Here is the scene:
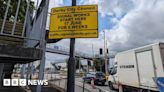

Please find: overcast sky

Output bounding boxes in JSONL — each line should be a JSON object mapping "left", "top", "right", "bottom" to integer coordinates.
{"left": 33, "top": 0, "right": 164, "bottom": 67}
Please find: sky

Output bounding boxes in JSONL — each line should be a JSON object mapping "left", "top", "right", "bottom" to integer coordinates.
{"left": 34, "top": 0, "right": 164, "bottom": 67}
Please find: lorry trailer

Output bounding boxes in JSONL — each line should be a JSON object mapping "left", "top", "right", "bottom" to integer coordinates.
{"left": 108, "top": 43, "right": 164, "bottom": 92}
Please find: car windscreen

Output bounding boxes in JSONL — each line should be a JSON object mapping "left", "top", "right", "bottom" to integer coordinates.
{"left": 86, "top": 73, "right": 95, "bottom": 77}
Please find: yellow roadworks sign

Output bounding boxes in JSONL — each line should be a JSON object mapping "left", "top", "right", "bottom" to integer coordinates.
{"left": 49, "top": 5, "right": 98, "bottom": 39}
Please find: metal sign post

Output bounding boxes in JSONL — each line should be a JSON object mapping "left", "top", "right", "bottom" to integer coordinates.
{"left": 67, "top": 1, "right": 76, "bottom": 92}
{"left": 67, "top": 38, "right": 76, "bottom": 92}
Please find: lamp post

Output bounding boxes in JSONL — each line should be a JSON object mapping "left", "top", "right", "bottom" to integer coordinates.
{"left": 104, "top": 31, "right": 108, "bottom": 75}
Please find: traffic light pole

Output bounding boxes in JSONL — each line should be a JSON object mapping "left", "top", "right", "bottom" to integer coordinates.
{"left": 67, "top": 0, "right": 76, "bottom": 92}
{"left": 104, "top": 31, "right": 108, "bottom": 75}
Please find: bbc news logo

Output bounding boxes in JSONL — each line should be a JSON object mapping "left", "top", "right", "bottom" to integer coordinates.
{"left": 3, "top": 79, "right": 48, "bottom": 86}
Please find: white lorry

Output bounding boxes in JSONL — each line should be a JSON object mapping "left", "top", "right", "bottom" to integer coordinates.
{"left": 108, "top": 43, "right": 164, "bottom": 92}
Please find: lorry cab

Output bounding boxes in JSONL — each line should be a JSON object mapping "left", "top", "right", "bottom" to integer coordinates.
{"left": 108, "top": 62, "right": 119, "bottom": 90}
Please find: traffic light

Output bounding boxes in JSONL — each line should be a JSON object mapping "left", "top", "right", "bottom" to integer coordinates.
{"left": 107, "top": 48, "right": 109, "bottom": 54}
{"left": 99, "top": 48, "right": 103, "bottom": 55}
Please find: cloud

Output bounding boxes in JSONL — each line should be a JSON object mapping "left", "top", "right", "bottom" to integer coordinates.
{"left": 46, "top": 0, "right": 164, "bottom": 63}
{"left": 107, "top": 0, "right": 164, "bottom": 52}
{"left": 49, "top": 0, "right": 64, "bottom": 9}
{"left": 79, "top": 0, "right": 134, "bottom": 17}
{"left": 46, "top": 0, "right": 134, "bottom": 55}
{"left": 54, "top": 0, "right": 164, "bottom": 54}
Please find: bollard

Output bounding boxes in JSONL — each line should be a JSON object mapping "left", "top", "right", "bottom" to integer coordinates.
{"left": 83, "top": 79, "right": 85, "bottom": 92}
{"left": 47, "top": 73, "right": 48, "bottom": 79}
{"left": 51, "top": 72, "right": 52, "bottom": 80}
{"left": 65, "top": 79, "right": 67, "bottom": 90}
{"left": 54, "top": 79, "right": 56, "bottom": 85}
{"left": 59, "top": 80, "right": 61, "bottom": 87}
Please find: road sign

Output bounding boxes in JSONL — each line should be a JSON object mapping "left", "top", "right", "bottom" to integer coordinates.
{"left": 49, "top": 5, "right": 98, "bottom": 39}
{"left": 155, "top": 77, "right": 164, "bottom": 92}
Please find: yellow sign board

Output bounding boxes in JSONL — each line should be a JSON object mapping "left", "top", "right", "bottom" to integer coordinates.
{"left": 49, "top": 5, "right": 98, "bottom": 39}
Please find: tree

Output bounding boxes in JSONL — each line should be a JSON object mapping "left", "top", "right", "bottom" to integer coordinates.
{"left": 75, "top": 57, "right": 80, "bottom": 69}
{"left": 65, "top": 57, "right": 80, "bottom": 70}
{"left": 93, "top": 55, "right": 105, "bottom": 73}
{"left": 0, "top": 0, "right": 34, "bottom": 23}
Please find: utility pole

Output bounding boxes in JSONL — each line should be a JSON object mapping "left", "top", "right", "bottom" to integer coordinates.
{"left": 66, "top": 0, "right": 76, "bottom": 92}
{"left": 92, "top": 44, "right": 96, "bottom": 71}
{"left": 99, "top": 48, "right": 103, "bottom": 72}
{"left": 104, "top": 31, "right": 108, "bottom": 75}
{"left": 100, "top": 59, "right": 102, "bottom": 72}
{"left": 92, "top": 43, "right": 94, "bottom": 58}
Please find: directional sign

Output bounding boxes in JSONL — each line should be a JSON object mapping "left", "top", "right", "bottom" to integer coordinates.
{"left": 155, "top": 77, "right": 164, "bottom": 92}
{"left": 49, "top": 5, "right": 98, "bottom": 39}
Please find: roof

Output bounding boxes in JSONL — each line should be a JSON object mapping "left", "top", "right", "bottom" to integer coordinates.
{"left": 117, "top": 42, "right": 164, "bottom": 55}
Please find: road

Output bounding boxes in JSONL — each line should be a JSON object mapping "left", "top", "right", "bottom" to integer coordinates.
{"left": 47, "top": 74, "right": 117, "bottom": 92}
{"left": 75, "top": 78, "right": 117, "bottom": 92}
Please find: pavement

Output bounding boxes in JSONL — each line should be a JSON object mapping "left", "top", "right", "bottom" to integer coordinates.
{"left": 0, "top": 86, "right": 26, "bottom": 92}
{"left": 28, "top": 85, "right": 62, "bottom": 92}
{"left": 0, "top": 82, "right": 25, "bottom": 92}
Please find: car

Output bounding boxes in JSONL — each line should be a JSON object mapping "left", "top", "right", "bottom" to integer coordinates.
{"left": 83, "top": 72, "right": 106, "bottom": 85}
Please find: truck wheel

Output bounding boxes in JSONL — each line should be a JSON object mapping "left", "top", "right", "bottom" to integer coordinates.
{"left": 108, "top": 81, "right": 114, "bottom": 90}
{"left": 122, "top": 86, "right": 129, "bottom": 92}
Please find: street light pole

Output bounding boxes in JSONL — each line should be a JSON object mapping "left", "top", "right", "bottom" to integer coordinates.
{"left": 104, "top": 31, "right": 108, "bottom": 75}
{"left": 66, "top": 0, "right": 76, "bottom": 92}
{"left": 92, "top": 43, "right": 94, "bottom": 58}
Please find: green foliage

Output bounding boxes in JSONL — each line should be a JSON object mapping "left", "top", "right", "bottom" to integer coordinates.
{"left": 0, "top": 0, "right": 34, "bottom": 23}
{"left": 75, "top": 57, "right": 81, "bottom": 69}
{"left": 93, "top": 55, "right": 105, "bottom": 73}
{"left": 64, "top": 57, "right": 80, "bottom": 69}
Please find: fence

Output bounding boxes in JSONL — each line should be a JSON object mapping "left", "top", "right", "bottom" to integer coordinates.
{"left": 0, "top": 0, "right": 46, "bottom": 47}
{"left": 8, "top": 65, "right": 110, "bottom": 92}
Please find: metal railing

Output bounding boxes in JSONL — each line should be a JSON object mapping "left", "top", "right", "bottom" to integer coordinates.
{"left": 47, "top": 44, "right": 93, "bottom": 59}
{"left": 1, "top": 0, "right": 27, "bottom": 37}
{"left": 9, "top": 64, "right": 110, "bottom": 92}
{"left": 0, "top": 0, "right": 42, "bottom": 47}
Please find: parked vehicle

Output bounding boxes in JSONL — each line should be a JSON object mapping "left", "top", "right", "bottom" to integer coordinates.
{"left": 108, "top": 43, "right": 164, "bottom": 92}
{"left": 83, "top": 72, "right": 106, "bottom": 85}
